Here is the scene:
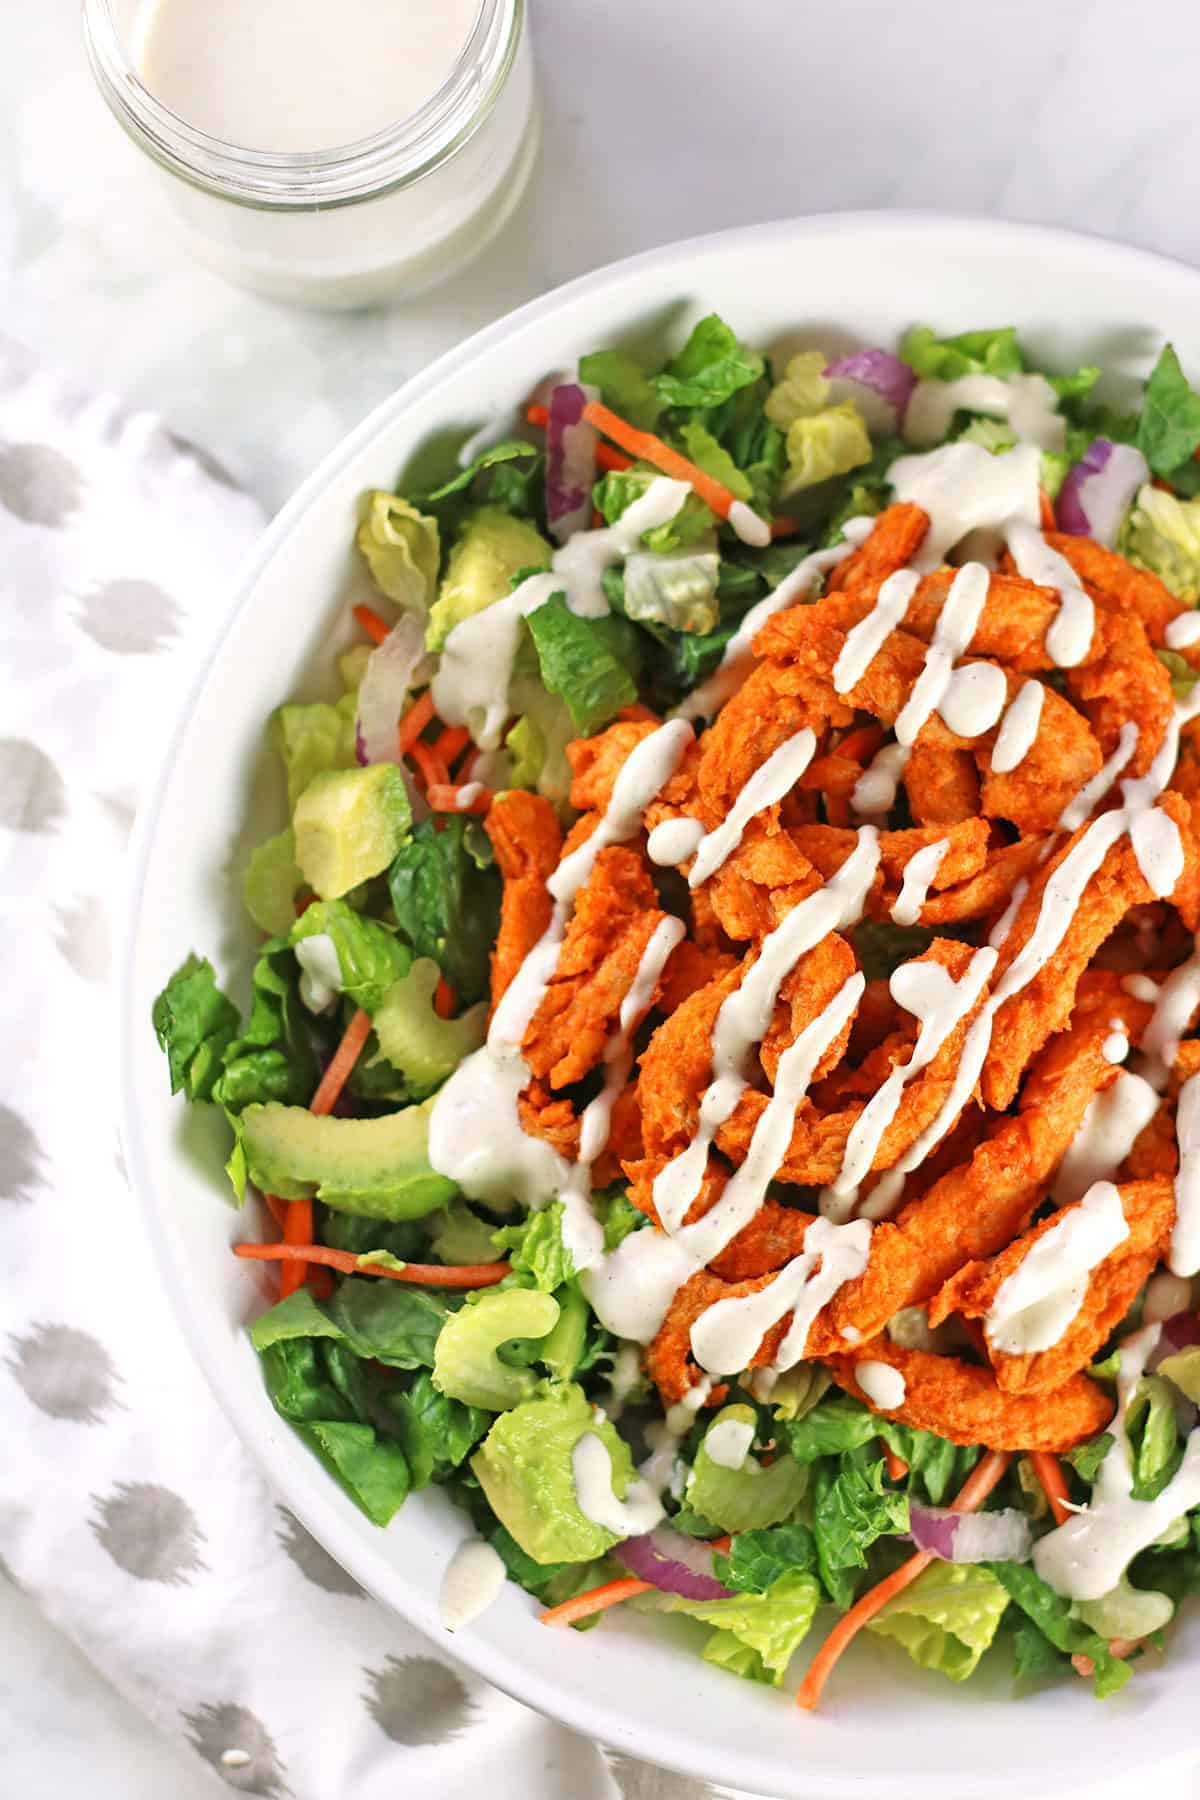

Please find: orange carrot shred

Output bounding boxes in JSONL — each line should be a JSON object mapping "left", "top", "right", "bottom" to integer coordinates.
{"left": 583, "top": 400, "right": 748, "bottom": 523}
{"left": 352, "top": 603, "right": 391, "bottom": 646}
{"left": 434, "top": 725, "right": 471, "bottom": 767}
{"left": 410, "top": 740, "right": 451, "bottom": 791}
{"left": 397, "top": 690, "right": 437, "bottom": 756}
{"left": 540, "top": 1576, "right": 652, "bottom": 1628}
{"left": 795, "top": 1450, "right": 1011, "bottom": 1711}
{"left": 525, "top": 403, "right": 549, "bottom": 427}
{"left": 310, "top": 1008, "right": 372, "bottom": 1117}
{"left": 279, "top": 1199, "right": 313, "bottom": 1298}
{"left": 1029, "top": 1449, "right": 1074, "bottom": 1527}
{"left": 434, "top": 976, "right": 459, "bottom": 1019}
{"left": 770, "top": 516, "right": 800, "bottom": 539}
{"left": 425, "top": 783, "right": 493, "bottom": 814}
{"left": 882, "top": 1442, "right": 909, "bottom": 1483}
{"left": 526, "top": 401, "right": 632, "bottom": 472}
{"left": 263, "top": 1193, "right": 288, "bottom": 1231}
{"left": 234, "top": 1242, "right": 511, "bottom": 1287}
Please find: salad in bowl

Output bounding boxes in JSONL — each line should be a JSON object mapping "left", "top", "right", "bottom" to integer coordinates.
{"left": 151, "top": 307, "right": 1200, "bottom": 1711}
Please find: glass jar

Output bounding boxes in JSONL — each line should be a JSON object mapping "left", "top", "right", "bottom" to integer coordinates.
{"left": 82, "top": 0, "right": 537, "bottom": 309}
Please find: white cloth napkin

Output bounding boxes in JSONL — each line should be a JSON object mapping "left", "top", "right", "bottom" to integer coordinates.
{"left": 0, "top": 337, "right": 744, "bottom": 1800}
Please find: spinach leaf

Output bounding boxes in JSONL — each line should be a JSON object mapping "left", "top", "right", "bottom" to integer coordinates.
{"left": 387, "top": 815, "right": 501, "bottom": 1005}
{"left": 152, "top": 955, "right": 240, "bottom": 1102}
{"left": 380, "top": 1371, "right": 491, "bottom": 1489}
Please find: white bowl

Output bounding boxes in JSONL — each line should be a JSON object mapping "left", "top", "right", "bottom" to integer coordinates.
{"left": 123, "top": 214, "right": 1200, "bottom": 1800}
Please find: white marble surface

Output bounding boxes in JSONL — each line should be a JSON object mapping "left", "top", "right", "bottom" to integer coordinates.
{"left": 5, "top": 0, "right": 1200, "bottom": 1794}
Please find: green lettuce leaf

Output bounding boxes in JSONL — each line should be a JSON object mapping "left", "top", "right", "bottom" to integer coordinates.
{"left": 1125, "top": 1373, "right": 1184, "bottom": 1499}
{"left": 270, "top": 695, "right": 357, "bottom": 810}
{"left": 380, "top": 1370, "right": 491, "bottom": 1489}
{"left": 1137, "top": 344, "right": 1200, "bottom": 477}
{"left": 593, "top": 468, "right": 715, "bottom": 552}
{"left": 525, "top": 591, "right": 641, "bottom": 734}
{"left": 813, "top": 1459, "right": 909, "bottom": 1608}
{"left": 415, "top": 440, "right": 540, "bottom": 509}
{"left": 291, "top": 898, "right": 411, "bottom": 1015}
{"left": 578, "top": 349, "right": 662, "bottom": 431}
{"left": 493, "top": 1203, "right": 575, "bottom": 1291}
{"left": 678, "top": 422, "right": 753, "bottom": 501}
{"left": 713, "top": 1523, "right": 818, "bottom": 1595}
{"left": 296, "top": 1421, "right": 411, "bottom": 1527}
{"left": 989, "top": 1562, "right": 1131, "bottom": 1698}
{"left": 356, "top": 492, "right": 440, "bottom": 615}
{"left": 899, "top": 325, "right": 1024, "bottom": 380}
{"left": 1123, "top": 485, "right": 1200, "bottom": 602}
{"left": 324, "top": 1276, "right": 455, "bottom": 1370}
{"left": 242, "top": 827, "right": 304, "bottom": 936}
{"left": 636, "top": 1569, "right": 821, "bottom": 1686}
{"left": 595, "top": 1188, "right": 647, "bottom": 1251}
{"left": 654, "top": 314, "right": 765, "bottom": 412}
{"left": 152, "top": 955, "right": 240, "bottom": 1102}
{"left": 867, "top": 1562, "right": 1010, "bottom": 1682}
{"left": 387, "top": 815, "right": 501, "bottom": 1006}
{"left": 781, "top": 405, "right": 872, "bottom": 497}
{"left": 210, "top": 937, "right": 315, "bottom": 1113}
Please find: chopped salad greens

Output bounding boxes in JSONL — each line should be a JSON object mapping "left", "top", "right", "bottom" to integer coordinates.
{"left": 154, "top": 314, "right": 1200, "bottom": 1709}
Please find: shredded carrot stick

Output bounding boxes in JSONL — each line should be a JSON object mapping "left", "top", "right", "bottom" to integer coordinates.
{"left": 434, "top": 725, "right": 472, "bottom": 767}
{"left": 837, "top": 724, "right": 887, "bottom": 764}
{"left": 770, "top": 516, "right": 800, "bottom": 539}
{"left": 457, "top": 746, "right": 481, "bottom": 784}
{"left": 263, "top": 1193, "right": 288, "bottom": 1231}
{"left": 1029, "top": 1449, "right": 1073, "bottom": 1527}
{"left": 426, "top": 782, "right": 493, "bottom": 814}
{"left": 279, "top": 1199, "right": 313, "bottom": 1298}
{"left": 352, "top": 603, "right": 391, "bottom": 646}
{"left": 409, "top": 740, "right": 452, "bottom": 791}
{"left": 397, "top": 690, "right": 437, "bottom": 756}
{"left": 234, "top": 1242, "right": 512, "bottom": 1287}
{"left": 540, "top": 1576, "right": 652, "bottom": 1628}
{"left": 795, "top": 1449, "right": 1011, "bottom": 1711}
{"left": 310, "top": 1007, "right": 372, "bottom": 1117}
{"left": 825, "top": 795, "right": 852, "bottom": 828}
{"left": 882, "top": 1443, "right": 910, "bottom": 1483}
{"left": 709, "top": 1535, "right": 732, "bottom": 1554}
{"left": 434, "top": 976, "right": 459, "bottom": 1019}
{"left": 582, "top": 400, "right": 748, "bottom": 523}
{"left": 525, "top": 402, "right": 633, "bottom": 472}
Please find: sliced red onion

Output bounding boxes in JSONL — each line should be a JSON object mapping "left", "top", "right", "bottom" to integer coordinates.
{"left": 824, "top": 350, "right": 917, "bottom": 435}
{"left": 546, "top": 381, "right": 600, "bottom": 543}
{"left": 1159, "top": 1310, "right": 1200, "bottom": 1353}
{"left": 355, "top": 613, "right": 430, "bottom": 766}
{"left": 908, "top": 1502, "right": 1033, "bottom": 1564}
{"left": 1055, "top": 440, "right": 1149, "bottom": 547}
{"left": 615, "top": 1525, "right": 734, "bottom": 1601}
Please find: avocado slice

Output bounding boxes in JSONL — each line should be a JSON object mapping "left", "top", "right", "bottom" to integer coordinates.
{"left": 425, "top": 506, "right": 552, "bottom": 651}
{"left": 293, "top": 763, "right": 411, "bottom": 901}
{"left": 239, "top": 1098, "right": 454, "bottom": 1218}
{"left": 470, "top": 1381, "right": 634, "bottom": 1564}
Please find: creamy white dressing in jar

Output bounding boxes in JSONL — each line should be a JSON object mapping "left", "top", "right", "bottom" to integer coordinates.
{"left": 85, "top": 0, "right": 537, "bottom": 306}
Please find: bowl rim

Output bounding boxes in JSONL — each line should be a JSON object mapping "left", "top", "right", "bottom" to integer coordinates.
{"left": 120, "top": 209, "right": 1200, "bottom": 1798}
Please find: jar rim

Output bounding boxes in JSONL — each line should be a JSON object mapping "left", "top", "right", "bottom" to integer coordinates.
{"left": 82, "top": 0, "right": 523, "bottom": 211}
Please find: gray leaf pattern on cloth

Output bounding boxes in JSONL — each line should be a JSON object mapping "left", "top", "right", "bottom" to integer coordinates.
{"left": 0, "top": 1104, "right": 46, "bottom": 1203}
{"left": 91, "top": 1481, "right": 207, "bottom": 1583}
{"left": 274, "top": 1508, "right": 364, "bottom": 1597}
{"left": 76, "top": 576, "right": 181, "bottom": 655}
{"left": 0, "top": 739, "right": 67, "bottom": 834}
{"left": 54, "top": 897, "right": 111, "bottom": 982}
{"left": 184, "top": 1703, "right": 290, "bottom": 1796}
{"left": 0, "top": 1549, "right": 17, "bottom": 1587}
{"left": 0, "top": 441, "right": 83, "bottom": 526}
{"left": 8, "top": 1323, "right": 121, "bottom": 1421}
{"left": 164, "top": 431, "right": 240, "bottom": 491}
{"left": 362, "top": 1654, "right": 475, "bottom": 1745}
{"left": 96, "top": 785, "right": 139, "bottom": 839}
{"left": 607, "top": 1753, "right": 721, "bottom": 1800}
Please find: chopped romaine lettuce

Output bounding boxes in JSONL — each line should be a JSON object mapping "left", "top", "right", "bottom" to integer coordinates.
{"left": 415, "top": 440, "right": 540, "bottom": 510}
{"left": 989, "top": 1562, "right": 1132, "bottom": 1698}
{"left": 621, "top": 546, "right": 721, "bottom": 636}
{"left": 291, "top": 898, "right": 410, "bottom": 1015}
{"left": 270, "top": 693, "right": 358, "bottom": 810}
{"left": 525, "top": 591, "right": 641, "bottom": 734}
{"left": 636, "top": 1569, "right": 821, "bottom": 1686}
{"left": 867, "top": 1562, "right": 1010, "bottom": 1682}
{"left": 1123, "top": 485, "right": 1200, "bottom": 602}
{"left": 813, "top": 1458, "right": 909, "bottom": 1608}
{"left": 577, "top": 348, "right": 662, "bottom": 432}
{"left": 765, "top": 352, "right": 831, "bottom": 429}
{"left": 210, "top": 937, "right": 315, "bottom": 1113}
{"left": 899, "top": 325, "right": 1024, "bottom": 380}
{"left": 386, "top": 815, "right": 501, "bottom": 1006}
{"left": 1136, "top": 344, "right": 1200, "bottom": 478}
{"left": 780, "top": 404, "right": 872, "bottom": 496}
{"left": 653, "top": 313, "right": 764, "bottom": 412}
{"left": 677, "top": 422, "right": 753, "bottom": 501}
{"left": 713, "top": 1523, "right": 818, "bottom": 1595}
{"left": 492, "top": 1202, "right": 575, "bottom": 1291}
{"left": 356, "top": 492, "right": 441, "bottom": 615}
{"left": 151, "top": 955, "right": 240, "bottom": 1103}
{"left": 380, "top": 1371, "right": 491, "bottom": 1490}
{"left": 242, "top": 827, "right": 304, "bottom": 938}
{"left": 593, "top": 467, "right": 715, "bottom": 551}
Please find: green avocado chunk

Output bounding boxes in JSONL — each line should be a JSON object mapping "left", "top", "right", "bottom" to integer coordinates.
{"left": 293, "top": 763, "right": 411, "bottom": 900}
{"left": 471, "top": 1382, "right": 633, "bottom": 1564}
{"left": 238, "top": 1098, "right": 454, "bottom": 1218}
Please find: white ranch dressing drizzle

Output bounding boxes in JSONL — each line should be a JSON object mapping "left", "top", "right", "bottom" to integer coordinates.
{"left": 690, "top": 1213, "right": 873, "bottom": 1378}
{"left": 726, "top": 500, "right": 772, "bottom": 548}
{"left": 429, "top": 721, "right": 693, "bottom": 1211}
{"left": 821, "top": 948, "right": 996, "bottom": 1219}
{"left": 988, "top": 878, "right": 1028, "bottom": 950}
{"left": 1143, "top": 946, "right": 1200, "bottom": 1076}
{"left": 604, "top": 1342, "right": 645, "bottom": 1418}
{"left": 833, "top": 569, "right": 920, "bottom": 692}
{"left": 652, "top": 831, "right": 881, "bottom": 1237}
{"left": 433, "top": 478, "right": 690, "bottom": 746}
{"left": 938, "top": 661, "right": 1008, "bottom": 738}
{"left": 1170, "top": 1073, "right": 1200, "bottom": 1278}
{"left": 1034, "top": 1323, "right": 1200, "bottom": 1601}
{"left": 889, "top": 442, "right": 1041, "bottom": 570}
{"left": 558, "top": 915, "right": 685, "bottom": 1270}
{"left": 1057, "top": 721, "right": 1139, "bottom": 832}
{"left": 647, "top": 817, "right": 705, "bottom": 868}
{"left": 294, "top": 933, "right": 343, "bottom": 1013}
{"left": 1103, "top": 1029, "right": 1129, "bottom": 1064}
{"left": 991, "top": 679, "right": 1045, "bottom": 774}
{"left": 890, "top": 838, "right": 950, "bottom": 927}
{"left": 1144, "top": 1271, "right": 1194, "bottom": 1325}
{"left": 1004, "top": 519, "right": 1095, "bottom": 669}
{"left": 1051, "top": 1072, "right": 1159, "bottom": 1207}
{"left": 856, "top": 1360, "right": 907, "bottom": 1410}
{"left": 572, "top": 1431, "right": 665, "bottom": 1536}
{"left": 677, "top": 521, "right": 873, "bottom": 723}
{"left": 1166, "top": 613, "right": 1200, "bottom": 650}
{"left": 686, "top": 727, "right": 817, "bottom": 888}
{"left": 852, "top": 742, "right": 909, "bottom": 819}
{"left": 439, "top": 1540, "right": 507, "bottom": 1632}
{"left": 984, "top": 1180, "right": 1129, "bottom": 1355}
{"left": 903, "top": 373, "right": 1066, "bottom": 454}
{"left": 702, "top": 1416, "right": 756, "bottom": 1470}
{"left": 639, "top": 1378, "right": 713, "bottom": 1499}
